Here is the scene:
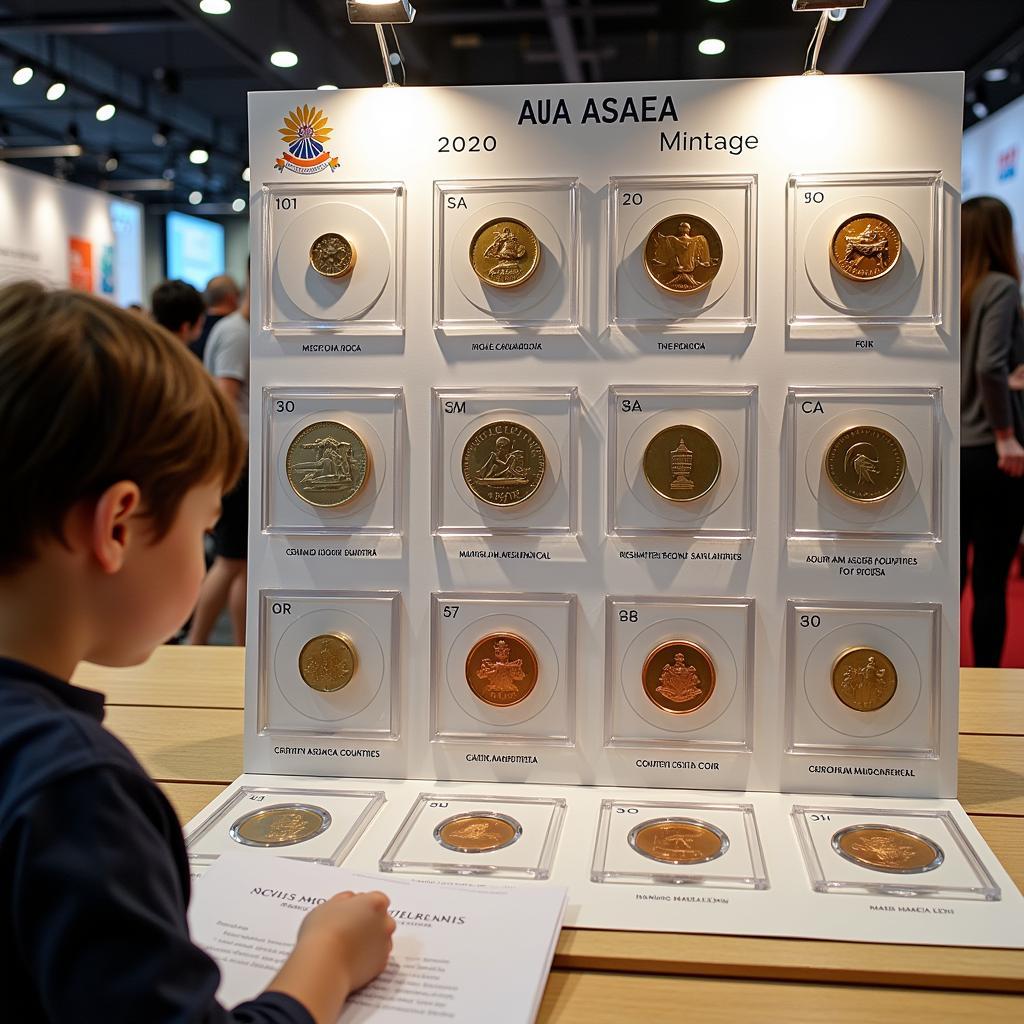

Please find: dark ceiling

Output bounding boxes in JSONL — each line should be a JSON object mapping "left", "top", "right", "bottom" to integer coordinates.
{"left": 1, "top": 1, "right": 1022, "bottom": 211}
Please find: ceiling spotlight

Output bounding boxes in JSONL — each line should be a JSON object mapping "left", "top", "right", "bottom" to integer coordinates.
{"left": 95, "top": 101, "right": 116, "bottom": 122}
{"left": 270, "top": 50, "right": 299, "bottom": 68}
{"left": 347, "top": 0, "right": 416, "bottom": 24}
{"left": 241, "top": 165, "right": 251, "bottom": 182}
{"left": 707, "top": 0, "right": 731, "bottom": 4}
{"left": 46, "top": 81, "right": 67, "bottom": 101}
{"left": 152, "top": 124, "right": 170, "bottom": 147}
{"left": 972, "top": 101, "right": 989, "bottom": 119}
{"left": 188, "top": 190, "right": 203, "bottom": 205}
{"left": 162, "top": 167, "right": 176, "bottom": 180}
{"left": 698, "top": 38, "right": 726, "bottom": 56}
{"left": 189, "top": 147, "right": 210, "bottom": 165}
{"left": 983, "top": 68, "right": 1009, "bottom": 83}
{"left": 12, "top": 66, "right": 34, "bottom": 86}
{"left": 199, "top": 0, "right": 232, "bottom": 12}
{"left": 103, "top": 152, "right": 119, "bottom": 173}
{"left": 317, "top": 83, "right": 339, "bottom": 90}
{"left": 232, "top": 197, "right": 247, "bottom": 213}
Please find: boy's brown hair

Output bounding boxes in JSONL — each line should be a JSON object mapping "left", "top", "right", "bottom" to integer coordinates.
{"left": 0, "top": 281, "right": 246, "bottom": 573}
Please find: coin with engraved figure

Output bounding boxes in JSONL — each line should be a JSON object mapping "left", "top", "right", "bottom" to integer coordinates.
{"left": 298, "top": 632, "right": 357, "bottom": 693}
{"left": 643, "top": 214, "right": 723, "bottom": 295}
{"left": 309, "top": 232, "right": 356, "bottom": 279}
{"left": 465, "top": 632, "right": 539, "bottom": 707}
{"left": 434, "top": 812, "right": 522, "bottom": 853}
{"left": 286, "top": 420, "right": 371, "bottom": 509}
{"left": 825, "top": 424, "right": 905, "bottom": 503}
{"left": 229, "top": 804, "right": 332, "bottom": 848}
{"left": 469, "top": 217, "right": 541, "bottom": 288}
{"left": 629, "top": 818, "right": 729, "bottom": 866}
{"left": 461, "top": 420, "right": 546, "bottom": 507}
{"left": 642, "top": 640, "right": 716, "bottom": 715}
{"left": 832, "top": 824, "right": 944, "bottom": 874}
{"left": 830, "top": 214, "right": 902, "bottom": 282}
{"left": 831, "top": 646, "right": 897, "bottom": 712}
{"left": 642, "top": 424, "right": 721, "bottom": 502}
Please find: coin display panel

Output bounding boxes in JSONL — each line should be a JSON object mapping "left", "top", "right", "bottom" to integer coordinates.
{"left": 465, "top": 632, "right": 540, "bottom": 707}
{"left": 298, "top": 632, "right": 358, "bottom": 693}
{"left": 229, "top": 804, "right": 332, "bottom": 848}
{"left": 286, "top": 420, "right": 372, "bottom": 509}
{"left": 831, "top": 646, "right": 898, "bottom": 713}
{"left": 825, "top": 424, "right": 906, "bottom": 503}
{"left": 831, "top": 824, "right": 944, "bottom": 874}
{"left": 641, "top": 640, "right": 717, "bottom": 715}
{"left": 434, "top": 812, "right": 523, "bottom": 853}
{"left": 642, "top": 424, "right": 722, "bottom": 502}
{"left": 628, "top": 817, "right": 729, "bottom": 865}
{"left": 469, "top": 217, "right": 541, "bottom": 289}
{"left": 309, "top": 231, "right": 357, "bottom": 279}
{"left": 829, "top": 213, "right": 902, "bottom": 282}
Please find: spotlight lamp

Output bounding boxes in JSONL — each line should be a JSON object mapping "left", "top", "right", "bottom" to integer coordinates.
{"left": 96, "top": 100, "right": 116, "bottom": 122}
{"left": 12, "top": 66, "right": 34, "bottom": 86}
{"left": 346, "top": 1, "right": 416, "bottom": 25}
{"left": 46, "top": 81, "right": 67, "bottom": 101}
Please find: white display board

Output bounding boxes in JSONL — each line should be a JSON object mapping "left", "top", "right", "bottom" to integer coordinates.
{"left": 190, "top": 73, "right": 1023, "bottom": 946}
{"left": 0, "top": 162, "right": 143, "bottom": 306}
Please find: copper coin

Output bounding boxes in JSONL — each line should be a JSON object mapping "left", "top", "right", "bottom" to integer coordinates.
{"left": 229, "top": 804, "right": 332, "bottom": 848}
{"left": 831, "top": 647, "right": 897, "bottom": 712}
{"left": 825, "top": 425, "right": 906, "bottom": 503}
{"left": 309, "top": 232, "right": 356, "bottom": 279}
{"left": 643, "top": 214, "right": 723, "bottom": 295}
{"left": 642, "top": 640, "right": 716, "bottom": 715}
{"left": 830, "top": 214, "right": 902, "bottom": 282}
{"left": 465, "top": 632, "right": 539, "bottom": 707}
{"left": 642, "top": 424, "right": 721, "bottom": 502}
{"left": 434, "top": 812, "right": 522, "bottom": 853}
{"left": 628, "top": 818, "right": 729, "bottom": 865}
{"left": 298, "top": 632, "right": 357, "bottom": 693}
{"left": 832, "top": 825, "right": 944, "bottom": 874}
{"left": 286, "top": 420, "right": 372, "bottom": 509}
{"left": 469, "top": 217, "right": 541, "bottom": 288}
{"left": 461, "top": 420, "right": 546, "bottom": 508}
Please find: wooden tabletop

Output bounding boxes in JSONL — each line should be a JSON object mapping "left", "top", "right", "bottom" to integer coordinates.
{"left": 74, "top": 647, "right": 1024, "bottom": 1019}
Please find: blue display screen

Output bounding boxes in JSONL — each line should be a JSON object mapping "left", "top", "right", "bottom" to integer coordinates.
{"left": 165, "top": 211, "right": 225, "bottom": 290}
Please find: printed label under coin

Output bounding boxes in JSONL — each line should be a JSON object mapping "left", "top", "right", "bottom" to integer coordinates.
{"left": 465, "top": 632, "right": 539, "bottom": 707}
{"left": 434, "top": 812, "right": 523, "bottom": 853}
{"left": 644, "top": 214, "right": 723, "bottom": 295}
{"left": 831, "top": 646, "right": 897, "bottom": 712}
{"left": 469, "top": 217, "right": 541, "bottom": 288}
{"left": 824, "top": 424, "right": 906, "bottom": 503}
{"left": 309, "top": 232, "right": 356, "bottom": 279}
{"left": 298, "top": 632, "right": 357, "bottom": 692}
{"left": 628, "top": 817, "right": 729, "bottom": 865}
{"left": 832, "top": 824, "right": 944, "bottom": 874}
{"left": 461, "top": 420, "right": 546, "bottom": 507}
{"left": 642, "top": 424, "right": 721, "bottom": 502}
{"left": 830, "top": 214, "right": 902, "bottom": 282}
{"left": 286, "top": 420, "right": 372, "bottom": 509}
{"left": 642, "top": 640, "right": 716, "bottom": 715}
{"left": 229, "top": 804, "right": 332, "bottom": 848}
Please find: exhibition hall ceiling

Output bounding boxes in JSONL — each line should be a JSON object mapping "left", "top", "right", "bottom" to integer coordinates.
{"left": 0, "top": 0, "right": 1021, "bottom": 210}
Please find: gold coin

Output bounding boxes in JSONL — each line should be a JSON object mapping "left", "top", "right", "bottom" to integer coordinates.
{"left": 434, "top": 812, "right": 522, "bottom": 853}
{"left": 298, "top": 633, "right": 357, "bottom": 693}
{"left": 643, "top": 424, "right": 721, "bottom": 502}
{"left": 830, "top": 214, "right": 902, "bottom": 282}
{"left": 642, "top": 640, "right": 716, "bottom": 715}
{"left": 629, "top": 818, "right": 729, "bottom": 865}
{"left": 465, "top": 632, "right": 539, "bottom": 707}
{"left": 309, "top": 232, "right": 356, "bottom": 279}
{"left": 461, "top": 420, "right": 546, "bottom": 507}
{"left": 825, "top": 425, "right": 906, "bottom": 503}
{"left": 832, "top": 825, "right": 944, "bottom": 874}
{"left": 469, "top": 217, "right": 541, "bottom": 288}
{"left": 229, "top": 804, "right": 332, "bottom": 848}
{"left": 286, "top": 420, "right": 371, "bottom": 509}
{"left": 831, "top": 646, "right": 897, "bottom": 712}
{"left": 644, "top": 214, "right": 723, "bottom": 295}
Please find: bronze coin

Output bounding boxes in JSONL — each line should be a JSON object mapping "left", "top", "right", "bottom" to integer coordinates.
{"left": 461, "top": 420, "right": 546, "bottom": 508}
{"left": 642, "top": 424, "right": 721, "bottom": 502}
{"left": 309, "top": 232, "right": 356, "bottom": 279}
{"left": 469, "top": 217, "right": 541, "bottom": 288}
{"left": 628, "top": 818, "right": 729, "bottom": 865}
{"left": 830, "top": 214, "right": 902, "bottom": 282}
{"left": 831, "top": 647, "right": 897, "bottom": 713}
{"left": 825, "top": 425, "right": 906, "bottom": 503}
{"left": 643, "top": 214, "right": 723, "bottom": 295}
{"left": 642, "top": 640, "right": 716, "bottom": 715}
{"left": 229, "top": 804, "right": 332, "bottom": 848}
{"left": 286, "top": 420, "right": 372, "bottom": 509}
{"left": 434, "top": 812, "right": 522, "bottom": 853}
{"left": 298, "top": 633, "right": 357, "bottom": 693}
{"left": 465, "top": 632, "right": 539, "bottom": 707}
{"left": 832, "top": 825, "right": 944, "bottom": 874}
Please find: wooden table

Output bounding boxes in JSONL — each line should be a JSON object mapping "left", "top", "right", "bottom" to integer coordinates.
{"left": 74, "top": 649, "right": 1024, "bottom": 1020}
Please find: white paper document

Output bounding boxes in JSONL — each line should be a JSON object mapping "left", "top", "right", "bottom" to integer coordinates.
{"left": 190, "top": 854, "right": 567, "bottom": 1023}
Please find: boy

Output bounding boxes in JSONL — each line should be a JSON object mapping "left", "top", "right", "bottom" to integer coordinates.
{"left": 0, "top": 282, "right": 395, "bottom": 1023}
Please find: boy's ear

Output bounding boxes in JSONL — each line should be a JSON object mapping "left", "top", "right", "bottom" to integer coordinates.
{"left": 91, "top": 481, "right": 143, "bottom": 574}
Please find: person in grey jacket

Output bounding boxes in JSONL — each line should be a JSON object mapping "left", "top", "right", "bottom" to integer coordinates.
{"left": 960, "top": 195, "right": 1024, "bottom": 666}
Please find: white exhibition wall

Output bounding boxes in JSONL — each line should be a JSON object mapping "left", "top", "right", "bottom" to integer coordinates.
{"left": 0, "top": 162, "right": 143, "bottom": 307}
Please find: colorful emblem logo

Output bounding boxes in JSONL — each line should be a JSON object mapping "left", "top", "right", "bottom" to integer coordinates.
{"left": 997, "top": 145, "right": 1018, "bottom": 183}
{"left": 275, "top": 105, "right": 339, "bottom": 174}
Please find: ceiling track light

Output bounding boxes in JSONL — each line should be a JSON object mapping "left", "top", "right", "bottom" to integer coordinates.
{"left": 12, "top": 65, "right": 34, "bottom": 86}
{"left": 46, "top": 80, "right": 67, "bottom": 101}
{"left": 199, "top": 0, "right": 232, "bottom": 13}
{"left": 347, "top": 1, "right": 414, "bottom": 87}
{"left": 189, "top": 146, "right": 210, "bottom": 165}
{"left": 794, "top": 0, "right": 870, "bottom": 75}
{"left": 95, "top": 100, "right": 116, "bottom": 122}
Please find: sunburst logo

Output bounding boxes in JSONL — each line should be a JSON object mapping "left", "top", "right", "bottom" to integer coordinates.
{"left": 275, "top": 104, "right": 339, "bottom": 174}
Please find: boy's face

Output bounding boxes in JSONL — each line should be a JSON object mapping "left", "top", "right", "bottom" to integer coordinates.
{"left": 86, "top": 480, "right": 224, "bottom": 666}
